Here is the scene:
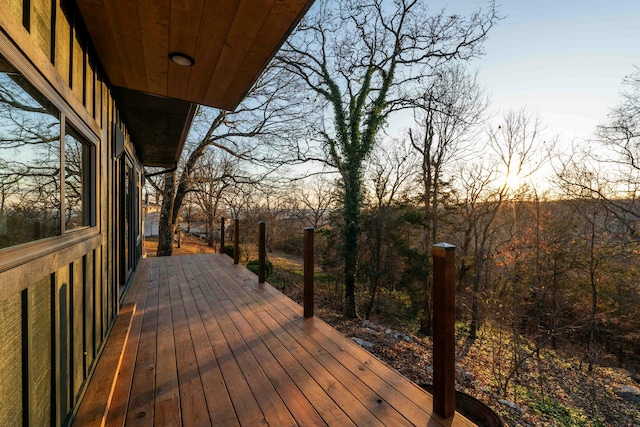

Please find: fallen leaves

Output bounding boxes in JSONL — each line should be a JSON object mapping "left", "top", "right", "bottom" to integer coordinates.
{"left": 324, "top": 317, "right": 640, "bottom": 427}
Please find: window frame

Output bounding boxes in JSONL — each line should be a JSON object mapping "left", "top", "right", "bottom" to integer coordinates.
{"left": 63, "top": 123, "right": 97, "bottom": 233}
{"left": 0, "top": 46, "right": 100, "bottom": 256}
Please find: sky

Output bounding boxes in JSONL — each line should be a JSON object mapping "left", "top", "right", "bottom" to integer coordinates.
{"left": 209, "top": 1, "right": 640, "bottom": 190}
{"left": 453, "top": 0, "right": 640, "bottom": 141}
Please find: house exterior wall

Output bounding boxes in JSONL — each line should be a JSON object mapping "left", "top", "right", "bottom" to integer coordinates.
{"left": 0, "top": 1, "right": 142, "bottom": 426}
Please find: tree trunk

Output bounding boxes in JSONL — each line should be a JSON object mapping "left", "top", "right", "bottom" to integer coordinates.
{"left": 469, "top": 265, "right": 482, "bottom": 340}
{"left": 157, "top": 170, "right": 177, "bottom": 256}
{"left": 418, "top": 126, "right": 435, "bottom": 336}
{"left": 343, "top": 167, "right": 361, "bottom": 318}
{"left": 420, "top": 281, "right": 433, "bottom": 335}
{"left": 207, "top": 211, "right": 215, "bottom": 247}
{"left": 469, "top": 292, "right": 479, "bottom": 340}
{"left": 365, "top": 216, "right": 383, "bottom": 320}
{"left": 587, "top": 213, "right": 598, "bottom": 372}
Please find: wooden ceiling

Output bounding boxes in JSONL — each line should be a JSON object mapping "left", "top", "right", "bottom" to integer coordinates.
{"left": 76, "top": 0, "right": 313, "bottom": 111}
{"left": 111, "top": 87, "right": 196, "bottom": 167}
{"left": 75, "top": 0, "right": 313, "bottom": 166}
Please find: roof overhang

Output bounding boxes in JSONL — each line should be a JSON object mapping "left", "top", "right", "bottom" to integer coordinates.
{"left": 111, "top": 87, "right": 197, "bottom": 167}
{"left": 75, "top": 0, "right": 314, "bottom": 166}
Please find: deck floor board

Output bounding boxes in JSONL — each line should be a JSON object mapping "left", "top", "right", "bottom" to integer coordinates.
{"left": 124, "top": 260, "right": 159, "bottom": 427}
{"left": 110, "top": 254, "right": 474, "bottom": 426}
{"left": 170, "top": 257, "right": 211, "bottom": 427}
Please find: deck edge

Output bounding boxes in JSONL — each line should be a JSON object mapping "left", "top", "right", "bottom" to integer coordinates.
{"left": 72, "top": 302, "right": 136, "bottom": 427}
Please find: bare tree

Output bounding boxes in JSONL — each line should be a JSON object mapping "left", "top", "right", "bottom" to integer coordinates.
{"left": 559, "top": 67, "right": 640, "bottom": 227}
{"left": 366, "top": 139, "right": 417, "bottom": 208}
{"left": 361, "top": 139, "right": 417, "bottom": 319}
{"left": 189, "top": 150, "right": 241, "bottom": 249}
{"left": 409, "top": 64, "right": 488, "bottom": 334}
{"left": 285, "top": 176, "right": 338, "bottom": 230}
{"left": 555, "top": 155, "right": 638, "bottom": 371}
{"left": 277, "top": 0, "right": 499, "bottom": 317}
{"left": 152, "top": 64, "right": 304, "bottom": 256}
{"left": 453, "top": 109, "right": 548, "bottom": 340}
{"left": 552, "top": 70, "right": 640, "bottom": 365}
{"left": 597, "top": 66, "right": 640, "bottom": 177}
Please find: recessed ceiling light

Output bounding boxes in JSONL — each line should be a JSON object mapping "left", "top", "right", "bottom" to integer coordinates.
{"left": 169, "top": 52, "right": 195, "bottom": 67}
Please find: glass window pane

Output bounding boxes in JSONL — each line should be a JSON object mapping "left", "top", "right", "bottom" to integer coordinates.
{"left": 64, "top": 127, "right": 91, "bottom": 230}
{"left": 0, "top": 56, "right": 61, "bottom": 249}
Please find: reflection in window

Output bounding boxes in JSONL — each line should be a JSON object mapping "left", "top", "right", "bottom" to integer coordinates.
{"left": 65, "top": 128, "right": 91, "bottom": 230}
{"left": 0, "top": 56, "right": 61, "bottom": 249}
{"left": 124, "top": 165, "right": 129, "bottom": 269}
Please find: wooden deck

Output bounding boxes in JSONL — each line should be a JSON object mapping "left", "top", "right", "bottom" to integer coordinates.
{"left": 104, "top": 254, "right": 475, "bottom": 427}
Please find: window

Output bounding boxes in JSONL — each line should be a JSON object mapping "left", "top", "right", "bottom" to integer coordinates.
{"left": 64, "top": 127, "right": 93, "bottom": 230}
{"left": 0, "top": 54, "right": 95, "bottom": 250}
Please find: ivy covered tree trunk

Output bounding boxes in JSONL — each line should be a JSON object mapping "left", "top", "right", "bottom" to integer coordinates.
{"left": 343, "top": 166, "right": 362, "bottom": 318}
{"left": 278, "top": 0, "right": 498, "bottom": 322}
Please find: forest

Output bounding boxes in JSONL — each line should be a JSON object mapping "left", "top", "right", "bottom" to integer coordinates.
{"left": 140, "top": 0, "right": 640, "bottom": 424}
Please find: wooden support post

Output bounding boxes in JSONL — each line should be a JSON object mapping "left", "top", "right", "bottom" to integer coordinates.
{"left": 304, "top": 227, "right": 314, "bottom": 318}
{"left": 433, "top": 242, "right": 456, "bottom": 419}
{"left": 258, "top": 221, "right": 266, "bottom": 283}
{"left": 233, "top": 218, "right": 239, "bottom": 265}
{"left": 220, "top": 217, "right": 225, "bottom": 252}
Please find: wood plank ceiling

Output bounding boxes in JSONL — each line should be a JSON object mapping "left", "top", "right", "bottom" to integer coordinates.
{"left": 75, "top": 0, "right": 313, "bottom": 166}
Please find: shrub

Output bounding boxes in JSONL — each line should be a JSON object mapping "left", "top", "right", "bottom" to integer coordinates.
{"left": 246, "top": 259, "right": 273, "bottom": 278}
{"left": 222, "top": 244, "right": 235, "bottom": 258}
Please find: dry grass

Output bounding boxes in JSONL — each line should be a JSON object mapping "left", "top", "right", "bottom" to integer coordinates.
{"left": 144, "top": 233, "right": 215, "bottom": 257}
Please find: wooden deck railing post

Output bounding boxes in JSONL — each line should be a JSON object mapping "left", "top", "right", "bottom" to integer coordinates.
{"left": 258, "top": 221, "right": 266, "bottom": 283}
{"left": 220, "top": 217, "right": 225, "bottom": 252}
{"left": 304, "top": 227, "right": 314, "bottom": 318}
{"left": 233, "top": 218, "right": 239, "bottom": 264}
{"left": 432, "top": 242, "right": 456, "bottom": 419}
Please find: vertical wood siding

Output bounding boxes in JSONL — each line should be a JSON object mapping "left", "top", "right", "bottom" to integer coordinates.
{"left": 4, "top": 0, "right": 22, "bottom": 21}
{"left": 71, "top": 259, "right": 84, "bottom": 404}
{"left": 0, "top": 294, "right": 23, "bottom": 426}
{"left": 85, "top": 252, "right": 95, "bottom": 369}
{"left": 28, "top": 278, "right": 53, "bottom": 427}
{"left": 31, "top": 0, "right": 51, "bottom": 60}
{"left": 85, "top": 56, "right": 94, "bottom": 117}
{"left": 0, "top": 0, "right": 134, "bottom": 425}
{"left": 56, "top": 266, "right": 71, "bottom": 426}
{"left": 94, "top": 248, "right": 102, "bottom": 355}
{"left": 71, "top": 30, "right": 83, "bottom": 102}
{"left": 54, "top": 1, "right": 71, "bottom": 85}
